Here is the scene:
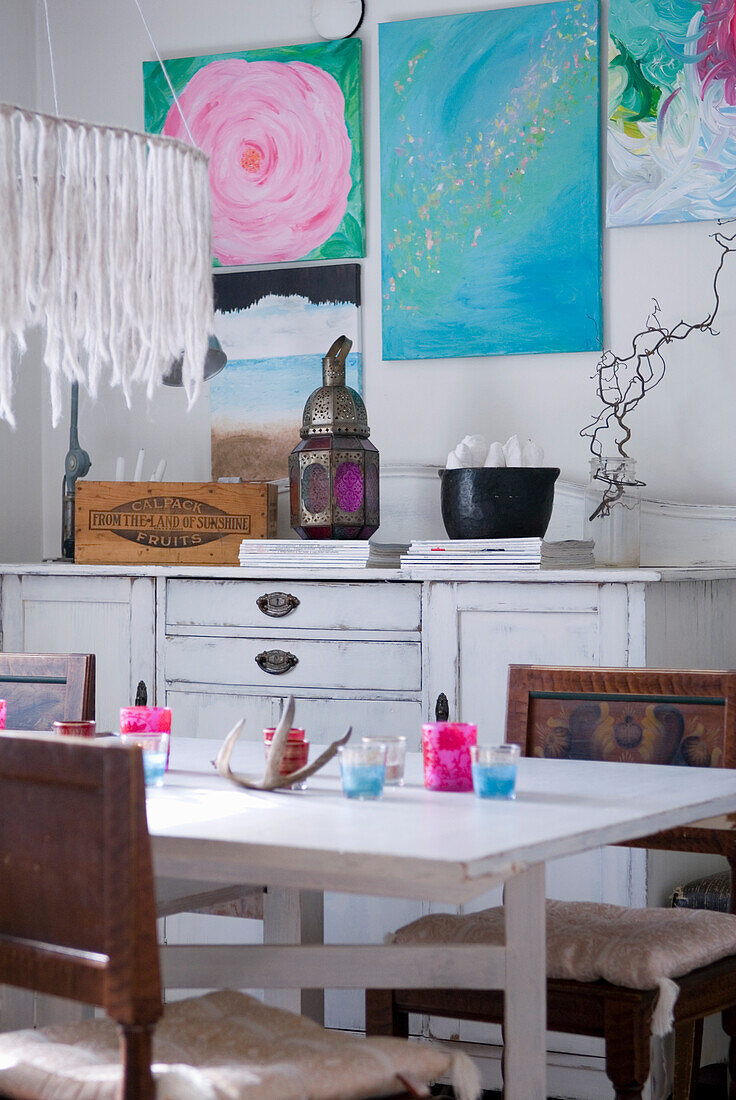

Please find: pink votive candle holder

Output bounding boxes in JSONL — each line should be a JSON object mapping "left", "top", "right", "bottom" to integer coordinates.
{"left": 120, "top": 706, "right": 172, "bottom": 734}
{"left": 263, "top": 728, "right": 309, "bottom": 789}
{"left": 120, "top": 706, "right": 172, "bottom": 768}
{"left": 53, "top": 720, "right": 96, "bottom": 738}
{"left": 263, "top": 726, "right": 306, "bottom": 743}
{"left": 422, "top": 722, "right": 478, "bottom": 792}
{"left": 0, "top": 700, "right": 6, "bottom": 730}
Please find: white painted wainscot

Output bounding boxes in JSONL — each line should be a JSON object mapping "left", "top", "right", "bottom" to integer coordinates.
{"left": 3, "top": 469, "right": 736, "bottom": 1097}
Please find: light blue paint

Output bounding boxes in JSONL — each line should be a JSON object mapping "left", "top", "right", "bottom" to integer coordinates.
{"left": 210, "top": 354, "right": 363, "bottom": 424}
{"left": 379, "top": 1, "right": 602, "bottom": 359}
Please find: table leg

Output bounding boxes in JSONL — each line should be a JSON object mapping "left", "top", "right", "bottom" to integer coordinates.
{"left": 262, "top": 887, "right": 324, "bottom": 1023}
{"left": 503, "top": 863, "right": 546, "bottom": 1100}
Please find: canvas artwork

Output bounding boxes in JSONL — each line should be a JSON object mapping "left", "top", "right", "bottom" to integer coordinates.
{"left": 210, "top": 265, "right": 362, "bottom": 483}
{"left": 608, "top": 0, "right": 736, "bottom": 226}
{"left": 143, "top": 40, "right": 364, "bottom": 265}
{"left": 528, "top": 696, "right": 725, "bottom": 766}
{"left": 379, "top": 1, "right": 601, "bottom": 361}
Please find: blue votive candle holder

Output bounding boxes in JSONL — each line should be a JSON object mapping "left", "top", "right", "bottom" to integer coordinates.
{"left": 338, "top": 743, "right": 388, "bottom": 800}
{"left": 471, "top": 743, "right": 521, "bottom": 800}
{"left": 119, "top": 731, "right": 170, "bottom": 788}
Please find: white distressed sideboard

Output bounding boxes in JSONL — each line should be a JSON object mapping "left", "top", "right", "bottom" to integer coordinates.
{"left": 2, "top": 561, "right": 736, "bottom": 1098}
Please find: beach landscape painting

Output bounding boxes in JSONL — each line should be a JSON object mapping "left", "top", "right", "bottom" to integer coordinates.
{"left": 379, "top": 1, "right": 601, "bottom": 359}
{"left": 210, "top": 266, "right": 362, "bottom": 483}
{"left": 143, "top": 39, "right": 365, "bottom": 265}
{"left": 608, "top": 0, "right": 736, "bottom": 225}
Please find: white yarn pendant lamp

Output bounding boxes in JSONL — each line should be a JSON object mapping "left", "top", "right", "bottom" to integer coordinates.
{"left": 0, "top": 1, "right": 216, "bottom": 427}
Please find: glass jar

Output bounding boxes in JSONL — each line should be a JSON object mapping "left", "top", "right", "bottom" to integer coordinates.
{"left": 584, "top": 457, "right": 642, "bottom": 567}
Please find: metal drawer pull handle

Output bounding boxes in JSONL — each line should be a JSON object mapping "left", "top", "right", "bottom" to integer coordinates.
{"left": 256, "top": 592, "right": 300, "bottom": 618}
{"left": 255, "top": 649, "right": 299, "bottom": 675}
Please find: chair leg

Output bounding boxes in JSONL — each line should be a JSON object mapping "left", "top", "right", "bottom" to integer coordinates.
{"left": 604, "top": 1000, "right": 652, "bottom": 1100}
{"left": 365, "top": 989, "right": 409, "bottom": 1038}
{"left": 119, "top": 1023, "right": 156, "bottom": 1100}
{"left": 722, "top": 1005, "right": 736, "bottom": 1100}
{"left": 673, "top": 1018, "right": 703, "bottom": 1100}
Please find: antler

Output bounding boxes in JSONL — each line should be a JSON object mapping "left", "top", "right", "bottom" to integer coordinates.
{"left": 215, "top": 695, "right": 352, "bottom": 791}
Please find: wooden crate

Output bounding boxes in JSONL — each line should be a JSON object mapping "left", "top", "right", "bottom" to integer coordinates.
{"left": 75, "top": 481, "right": 277, "bottom": 565}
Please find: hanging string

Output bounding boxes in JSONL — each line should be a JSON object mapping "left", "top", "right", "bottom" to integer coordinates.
{"left": 42, "top": 0, "right": 61, "bottom": 116}
{"left": 131, "top": 0, "right": 198, "bottom": 148}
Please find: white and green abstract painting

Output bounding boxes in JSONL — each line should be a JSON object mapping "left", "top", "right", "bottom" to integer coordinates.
{"left": 608, "top": 0, "right": 736, "bottom": 225}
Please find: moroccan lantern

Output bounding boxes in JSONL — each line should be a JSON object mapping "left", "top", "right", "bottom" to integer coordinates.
{"left": 289, "top": 335, "right": 379, "bottom": 540}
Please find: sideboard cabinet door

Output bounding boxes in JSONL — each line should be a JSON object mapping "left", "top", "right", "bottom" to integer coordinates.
{"left": 423, "top": 580, "right": 636, "bottom": 731}
{"left": 0, "top": 573, "right": 155, "bottom": 732}
{"left": 422, "top": 579, "right": 642, "bottom": 1080}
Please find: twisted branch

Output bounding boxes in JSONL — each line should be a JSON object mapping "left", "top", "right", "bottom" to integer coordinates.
{"left": 581, "top": 230, "right": 736, "bottom": 518}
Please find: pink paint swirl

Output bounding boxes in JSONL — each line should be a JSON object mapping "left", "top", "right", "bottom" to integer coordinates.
{"left": 164, "top": 59, "right": 353, "bottom": 264}
{"left": 697, "top": 0, "right": 736, "bottom": 105}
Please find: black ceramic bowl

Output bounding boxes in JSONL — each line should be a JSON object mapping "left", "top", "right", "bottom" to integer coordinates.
{"left": 440, "top": 467, "right": 560, "bottom": 540}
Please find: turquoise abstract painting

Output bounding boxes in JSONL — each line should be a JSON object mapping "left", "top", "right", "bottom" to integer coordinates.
{"left": 379, "top": 1, "right": 601, "bottom": 360}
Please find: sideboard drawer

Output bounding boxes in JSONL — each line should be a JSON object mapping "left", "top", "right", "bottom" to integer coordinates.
{"left": 164, "top": 634, "right": 421, "bottom": 692}
{"left": 166, "top": 579, "right": 420, "bottom": 633}
{"left": 164, "top": 687, "right": 423, "bottom": 744}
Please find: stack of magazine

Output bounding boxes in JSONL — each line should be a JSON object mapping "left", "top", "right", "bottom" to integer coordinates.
{"left": 401, "top": 538, "right": 596, "bottom": 570}
{"left": 239, "top": 540, "right": 407, "bottom": 569}
{"left": 540, "top": 540, "right": 595, "bottom": 568}
{"left": 401, "top": 538, "right": 543, "bottom": 569}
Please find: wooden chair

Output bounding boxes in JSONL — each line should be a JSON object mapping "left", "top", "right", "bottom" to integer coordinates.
{"left": 0, "top": 731, "right": 453, "bottom": 1100}
{"left": 0, "top": 651, "right": 95, "bottom": 729}
{"left": 0, "top": 653, "right": 264, "bottom": 1017}
{"left": 366, "top": 666, "right": 736, "bottom": 1100}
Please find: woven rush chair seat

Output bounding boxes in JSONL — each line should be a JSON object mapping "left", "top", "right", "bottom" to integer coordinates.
{"left": 673, "top": 870, "right": 732, "bottom": 914}
{"left": 367, "top": 666, "right": 736, "bottom": 1100}
{"left": 0, "top": 989, "right": 457, "bottom": 1100}
{"left": 386, "top": 899, "right": 736, "bottom": 1036}
{"left": 0, "top": 731, "right": 476, "bottom": 1100}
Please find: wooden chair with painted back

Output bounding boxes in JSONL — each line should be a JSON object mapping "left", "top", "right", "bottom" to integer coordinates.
{"left": 0, "top": 731, "right": 161, "bottom": 1097}
{"left": 0, "top": 732, "right": 458, "bottom": 1100}
{"left": 366, "top": 666, "right": 736, "bottom": 1100}
{"left": 0, "top": 653, "right": 263, "bottom": 1029}
{"left": 0, "top": 652, "right": 95, "bottom": 729}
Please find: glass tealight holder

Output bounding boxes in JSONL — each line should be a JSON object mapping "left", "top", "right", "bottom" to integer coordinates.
{"left": 361, "top": 735, "right": 406, "bottom": 785}
{"left": 120, "top": 705, "right": 172, "bottom": 734}
{"left": 263, "top": 727, "right": 309, "bottom": 790}
{"left": 121, "top": 705, "right": 172, "bottom": 771}
{"left": 471, "top": 743, "right": 521, "bottom": 800}
{"left": 338, "top": 742, "right": 387, "bottom": 800}
{"left": 119, "top": 731, "right": 170, "bottom": 788}
{"left": 53, "top": 720, "right": 96, "bottom": 738}
{"left": 422, "top": 722, "right": 477, "bottom": 792}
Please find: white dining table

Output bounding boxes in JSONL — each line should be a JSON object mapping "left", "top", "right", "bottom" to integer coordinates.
{"left": 148, "top": 738, "right": 736, "bottom": 1100}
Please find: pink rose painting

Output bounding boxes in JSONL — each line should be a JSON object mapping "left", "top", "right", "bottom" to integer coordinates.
{"left": 144, "top": 40, "right": 365, "bottom": 266}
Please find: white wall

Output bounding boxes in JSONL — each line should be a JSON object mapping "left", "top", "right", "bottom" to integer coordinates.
{"left": 19, "top": 0, "right": 736, "bottom": 557}
{"left": 0, "top": 0, "right": 43, "bottom": 562}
